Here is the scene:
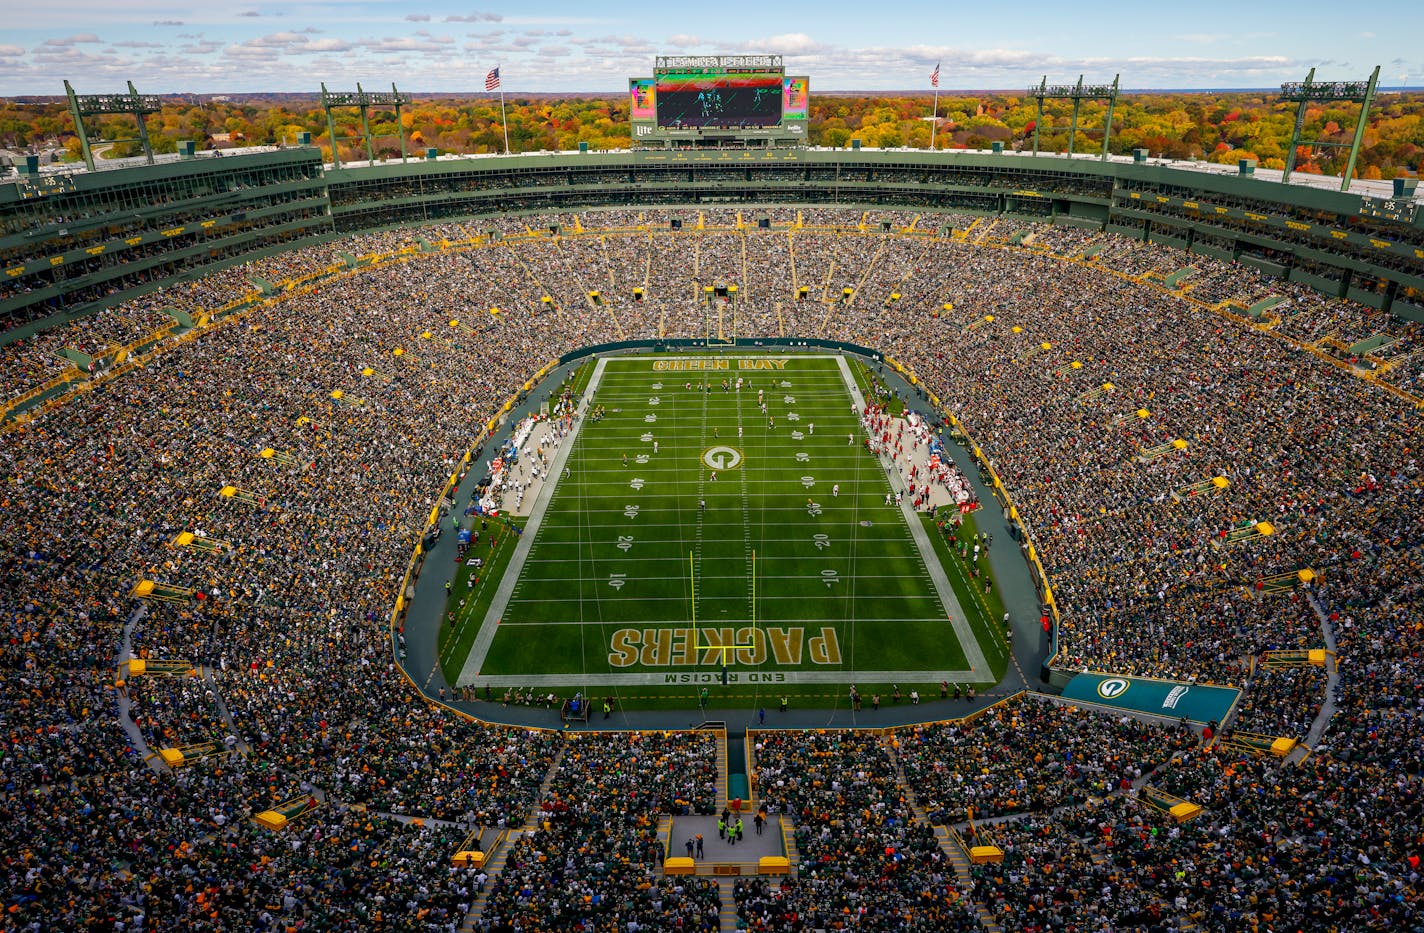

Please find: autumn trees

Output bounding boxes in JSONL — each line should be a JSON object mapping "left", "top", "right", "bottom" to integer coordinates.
{"left": 3, "top": 89, "right": 1419, "bottom": 179}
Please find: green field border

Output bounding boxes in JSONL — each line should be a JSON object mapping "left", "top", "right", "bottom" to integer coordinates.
{"left": 436, "top": 351, "right": 1008, "bottom": 708}
{"left": 847, "top": 357, "right": 908, "bottom": 416}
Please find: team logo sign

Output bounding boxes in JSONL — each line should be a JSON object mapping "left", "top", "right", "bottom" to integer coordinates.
{"left": 702, "top": 445, "right": 743, "bottom": 471}
{"left": 1097, "top": 677, "right": 1130, "bottom": 700}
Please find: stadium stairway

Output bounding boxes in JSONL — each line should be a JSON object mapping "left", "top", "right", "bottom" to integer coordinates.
{"left": 200, "top": 664, "right": 252, "bottom": 756}
{"left": 888, "top": 738, "right": 1004, "bottom": 933}
{"left": 715, "top": 729, "right": 730, "bottom": 809}
{"left": 656, "top": 814, "right": 673, "bottom": 857}
{"left": 716, "top": 876, "right": 739, "bottom": 932}
{"left": 114, "top": 609, "right": 169, "bottom": 775}
{"left": 458, "top": 741, "right": 569, "bottom": 932}
{"left": 778, "top": 815, "right": 800, "bottom": 871}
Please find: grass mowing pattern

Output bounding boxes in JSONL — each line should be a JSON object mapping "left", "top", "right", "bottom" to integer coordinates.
{"left": 442, "top": 354, "right": 1003, "bottom": 707}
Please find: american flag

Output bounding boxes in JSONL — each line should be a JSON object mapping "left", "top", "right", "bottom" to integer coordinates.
{"left": 930, "top": 62, "right": 940, "bottom": 88}
{"left": 486, "top": 66, "right": 501, "bottom": 91}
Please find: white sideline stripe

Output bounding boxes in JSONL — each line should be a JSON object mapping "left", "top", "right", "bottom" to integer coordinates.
{"left": 834, "top": 353, "right": 989, "bottom": 677}
{"left": 457, "top": 356, "right": 608, "bottom": 685}
{"left": 473, "top": 669, "right": 979, "bottom": 687}
{"left": 519, "top": 555, "right": 930, "bottom": 565}
{"left": 506, "top": 572, "right": 933, "bottom": 582}
{"left": 508, "top": 595, "right": 941, "bottom": 608}
{"left": 493, "top": 617, "right": 956, "bottom": 626}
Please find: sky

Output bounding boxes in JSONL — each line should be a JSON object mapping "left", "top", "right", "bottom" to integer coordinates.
{"left": 0, "top": 0, "right": 1419, "bottom": 95}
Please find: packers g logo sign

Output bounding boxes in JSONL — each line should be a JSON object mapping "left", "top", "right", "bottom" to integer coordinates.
{"left": 1097, "top": 677, "right": 1130, "bottom": 700}
{"left": 702, "top": 446, "right": 743, "bottom": 471}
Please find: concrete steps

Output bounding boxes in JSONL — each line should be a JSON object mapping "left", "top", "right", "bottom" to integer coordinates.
{"left": 890, "top": 737, "right": 1002, "bottom": 933}
{"left": 778, "top": 816, "right": 800, "bottom": 871}
{"left": 932, "top": 823, "right": 1001, "bottom": 932}
{"left": 656, "top": 814, "right": 673, "bottom": 861}
{"left": 713, "top": 730, "right": 729, "bottom": 810}
{"left": 716, "top": 876, "right": 739, "bottom": 933}
{"left": 457, "top": 741, "right": 569, "bottom": 932}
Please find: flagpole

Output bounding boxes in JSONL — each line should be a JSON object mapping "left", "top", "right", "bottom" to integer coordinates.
{"left": 929, "top": 62, "right": 940, "bottom": 150}
{"left": 499, "top": 81, "right": 510, "bottom": 155}
{"left": 930, "top": 85, "right": 940, "bottom": 150}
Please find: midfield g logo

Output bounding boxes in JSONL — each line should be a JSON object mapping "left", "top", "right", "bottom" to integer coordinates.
{"left": 702, "top": 445, "right": 743, "bottom": 471}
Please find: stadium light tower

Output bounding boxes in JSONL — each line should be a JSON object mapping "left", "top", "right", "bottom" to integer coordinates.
{"left": 1279, "top": 66, "right": 1380, "bottom": 191}
{"left": 1027, "top": 75, "right": 1120, "bottom": 160}
{"left": 64, "top": 80, "right": 162, "bottom": 171}
{"left": 320, "top": 82, "right": 413, "bottom": 169}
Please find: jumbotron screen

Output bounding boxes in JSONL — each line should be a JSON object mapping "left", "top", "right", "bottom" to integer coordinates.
{"left": 655, "top": 72, "right": 784, "bottom": 127}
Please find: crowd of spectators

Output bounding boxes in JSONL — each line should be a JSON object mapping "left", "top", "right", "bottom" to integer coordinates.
{"left": 745, "top": 729, "right": 982, "bottom": 930}
{"left": 478, "top": 730, "right": 722, "bottom": 931}
{"left": 1, "top": 205, "right": 1420, "bottom": 927}
{"left": 1230, "top": 664, "right": 1325, "bottom": 741}
{"left": 900, "top": 695, "right": 1198, "bottom": 823}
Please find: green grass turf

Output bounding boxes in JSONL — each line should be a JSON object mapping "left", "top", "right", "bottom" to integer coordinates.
{"left": 439, "top": 353, "right": 1005, "bottom": 707}
{"left": 847, "top": 358, "right": 908, "bottom": 416}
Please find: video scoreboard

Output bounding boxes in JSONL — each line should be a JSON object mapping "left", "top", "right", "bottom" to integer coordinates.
{"left": 630, "top": 55, "right": 809, "bottom": 149}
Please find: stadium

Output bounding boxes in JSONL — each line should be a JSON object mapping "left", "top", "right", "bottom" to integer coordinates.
{"left": 1, "top": 53, "right": 1421, "bottom": 933}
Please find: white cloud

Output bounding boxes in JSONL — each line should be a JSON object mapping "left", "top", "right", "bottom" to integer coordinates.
{"left": 305, "top": 38, "right": 352, "bottom": 52}
{"left": 43, "top": 33, "right": 102, "bottom": 46}
{"left": 445, "top": 11, "right": 502, "bottom": 23}
{"left": 405, "top": 13, "right": 431, "bottom": 22}
{"left": 362, "top": 35, "right": 456, "bottom": 54}
{"left": 737, "top": 33, "right": 825, "bottom": 55}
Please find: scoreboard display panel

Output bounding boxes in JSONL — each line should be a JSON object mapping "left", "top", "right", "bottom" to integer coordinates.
{"left": 655, "top": 72, "right": 784, "bottom": 127}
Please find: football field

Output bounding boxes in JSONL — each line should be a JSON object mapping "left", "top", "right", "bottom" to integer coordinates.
{"left": 448, "top": 353, "right": 999, "bottom": 702}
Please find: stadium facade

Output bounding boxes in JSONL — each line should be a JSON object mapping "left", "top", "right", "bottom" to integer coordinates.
{"left": 4, "top": 143, "right": 1422, "bottom": 345}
